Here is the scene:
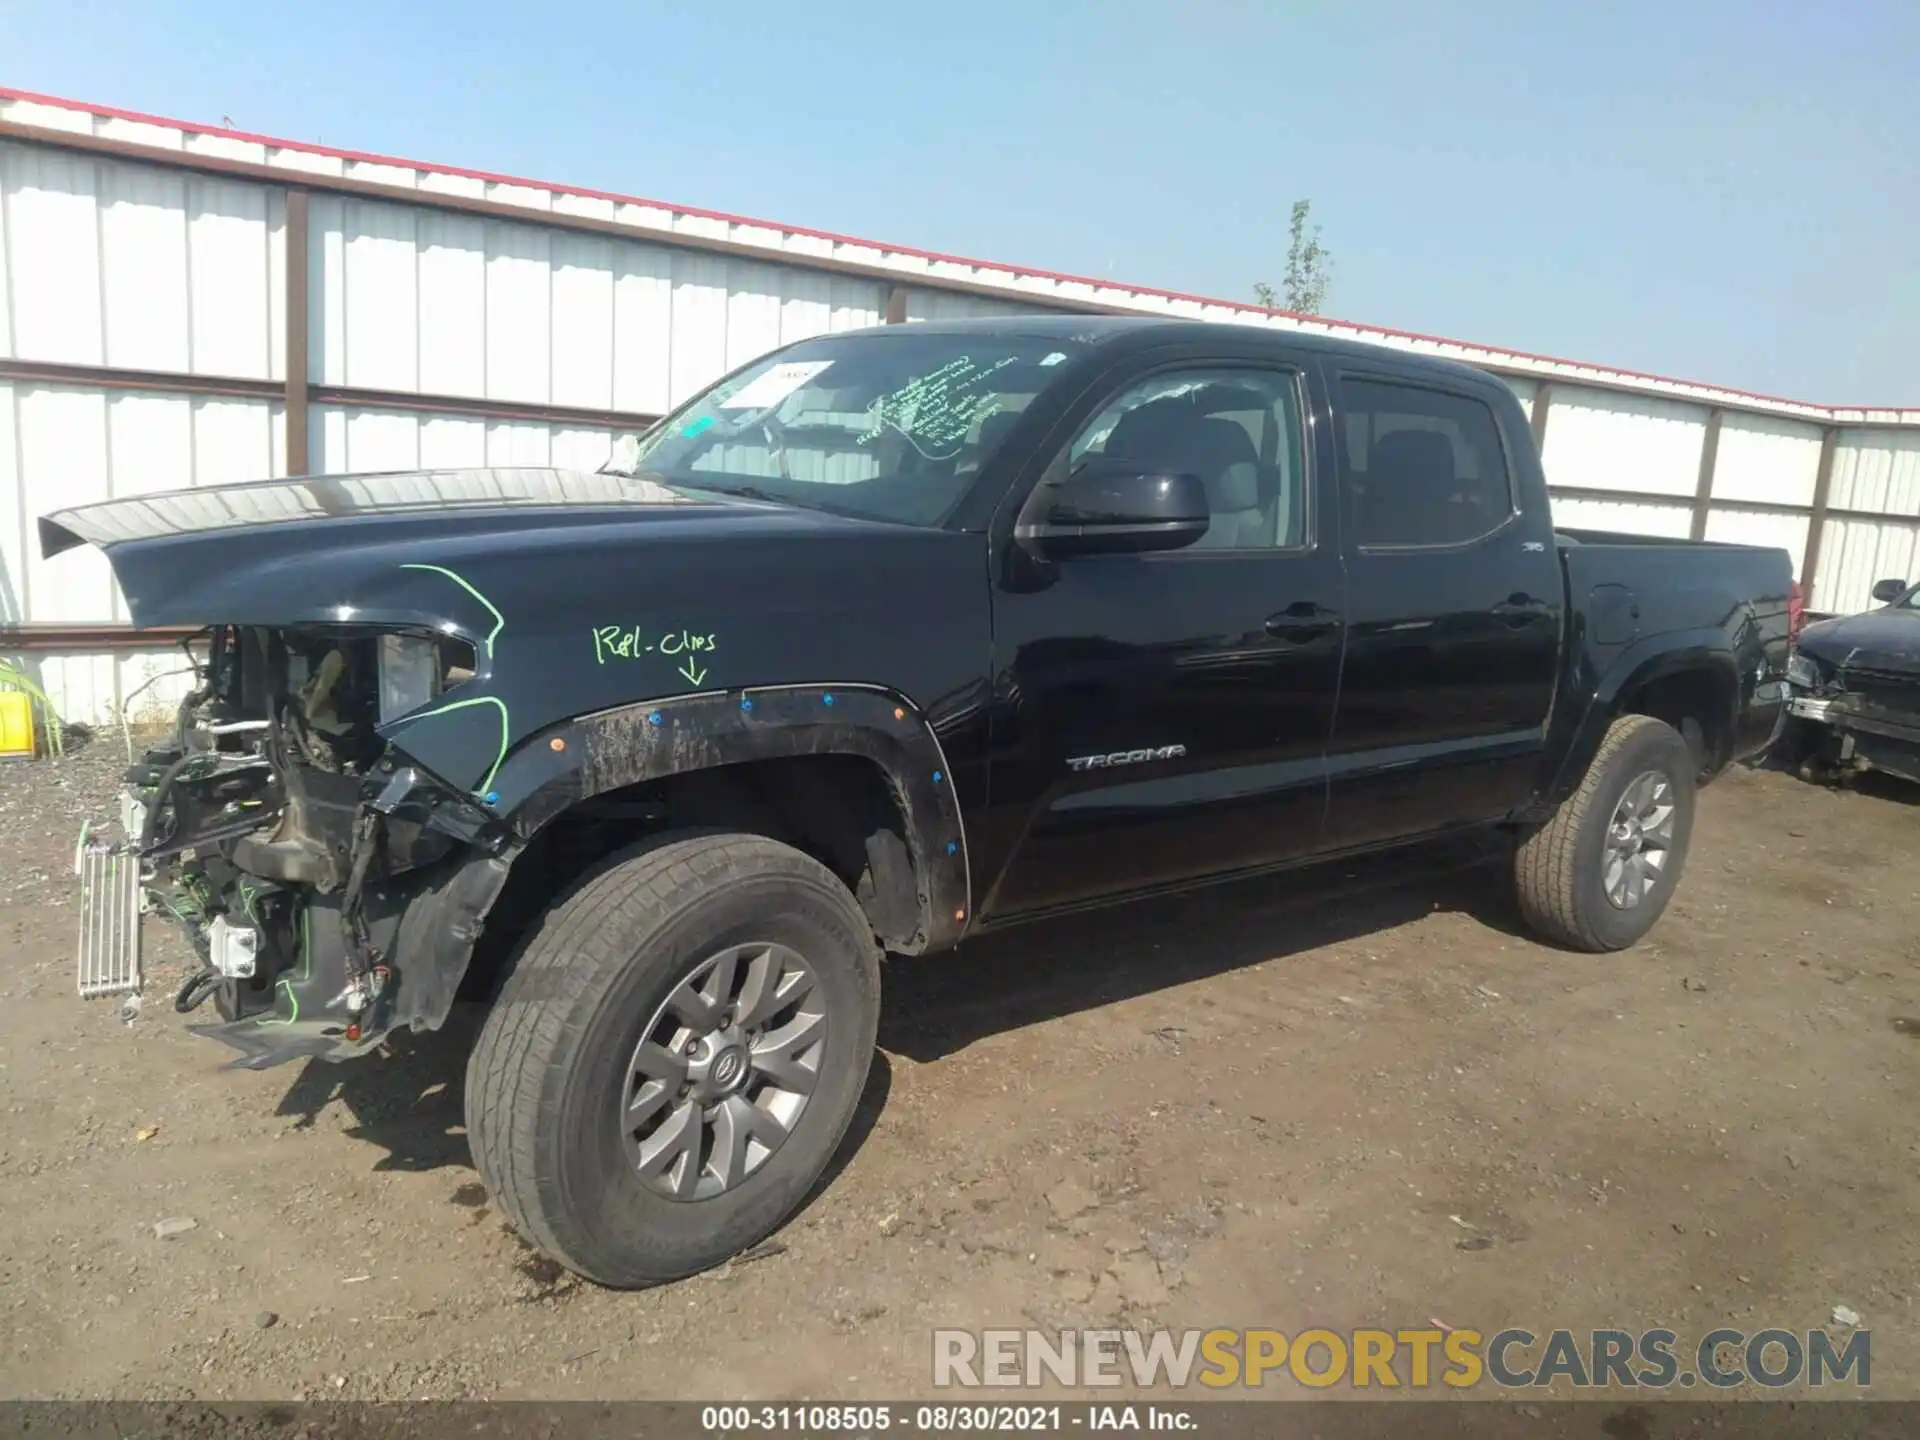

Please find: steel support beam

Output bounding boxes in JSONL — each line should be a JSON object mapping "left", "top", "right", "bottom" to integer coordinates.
{"left": 1799, "top": 426, "right": 1841, "bottom": 599}
{"left": 284, "top": 187, "right": 310, "bottom": 476}
{"left": 1529, "top": 382, "right": 1553, "bottom": 457}
{"left": 1688, "top": 407, "right": 1724, "bottom": 541}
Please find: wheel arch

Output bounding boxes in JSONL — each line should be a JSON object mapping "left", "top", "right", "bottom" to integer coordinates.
{"left": 1541, "top": 632, "right": 1741, "bottom": 810}
{"left": 391, "top": 684, "right": 971, "bottom": 1035}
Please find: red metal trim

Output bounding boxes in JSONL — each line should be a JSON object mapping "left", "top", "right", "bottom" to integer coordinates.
{"left": 0, "top": 358, "right": 659, "bottom": 431}
{"left": 0, "top": 357, "right": 281, "bottom": 399}
{"left": 1, "top": 623, "right": 205, "bottom": 652}
{"left": 307, "top": 385, "right": 657, "bottom": 430}
{"left": 6, "top": 85, "right": 1912, "bottom": 418}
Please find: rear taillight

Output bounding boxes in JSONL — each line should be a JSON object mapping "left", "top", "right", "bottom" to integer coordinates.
{"left": 1789, "top": 580, "right": 1806, "bottom": 641}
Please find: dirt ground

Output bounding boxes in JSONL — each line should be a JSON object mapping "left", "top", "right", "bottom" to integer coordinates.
{"left": 0, "top": 736, "right": 1915, "bottom": 1403}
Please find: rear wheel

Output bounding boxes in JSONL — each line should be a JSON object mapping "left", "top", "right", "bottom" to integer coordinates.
{"left": 1515, "top": 714, "right": 1697, "bottom": 952}
{"left": 465, "top": 832, "right": 881, "bottom": 1287}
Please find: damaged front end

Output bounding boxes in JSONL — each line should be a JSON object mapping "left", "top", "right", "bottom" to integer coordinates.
{"left": 1785, "top": 644, "right": 1920, "bottom": 787}
{"left": 77, "top": 622, "right": 513, "bottom": 1069}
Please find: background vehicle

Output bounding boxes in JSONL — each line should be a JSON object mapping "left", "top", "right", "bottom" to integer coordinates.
{"left": 43, "top": 318, "right": 1794, "bottom": 1287}
{"left": 1781, "top": 575, "right": 1920, "bottom": 786}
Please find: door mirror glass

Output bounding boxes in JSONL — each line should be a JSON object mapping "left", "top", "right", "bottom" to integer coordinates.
{"left": 1024, "top": 459, "right": 1210, "bottom": 556}
{"left": 1870, "top": 577, "right": 1909, "bottom": 605}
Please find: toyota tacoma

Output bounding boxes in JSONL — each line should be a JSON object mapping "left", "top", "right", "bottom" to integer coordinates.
{"left": 41, "top": 317, "right": 1796, "bottom": 1287}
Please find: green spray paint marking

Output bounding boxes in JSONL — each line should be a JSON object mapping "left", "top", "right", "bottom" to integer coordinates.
{"left": 592, "top": 625, "right": 718, "bottom": 686}
{"left": 399, "top": 563, "right": 505, "bottom": 661}
{"left": 258, "top": 903, "right": 313, "bottom": 1028}
{"left": 395, "top": 564, "right": 511, "bottom": 797}
{"left": 385, "top": 695, "right": 512, "bottom": 796}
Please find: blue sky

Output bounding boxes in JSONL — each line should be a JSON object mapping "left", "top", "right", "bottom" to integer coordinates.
{"left": 4, "top": 0, "right": 1914, "bottom": 403}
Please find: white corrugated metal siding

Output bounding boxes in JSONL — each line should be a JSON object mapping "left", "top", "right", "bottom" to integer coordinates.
{"left": 312, "top": 197, "right": 884, "bottom": 412}
{"left": 1712, "top": 414, "right": 1824, "bottom": 507}
{"left": 0, "top": 141, "right": 284, "bottom": 377}
{"left": 1, "top": 380, "right": 285, "bottom": 722}
{"left": 1818, "top": 516, "right": 1920, "bottom": 615}
{"left": 3, "top": 88, "right": 1920, "bottom": 725}
{"left": 1540, "top": 388, "right": 1708, "bottom": 498}
{"left": 1703, "top": 509, "right": 1812, "bottom": 578}
{"left": 309, "top": 405, "right": 614, "bottom": 474}
{"left": 1814, "top": 429, "right": 1920, "bottom": 611}
{"left": 1550, "top": 496, "right": 1695, "bottom": 538}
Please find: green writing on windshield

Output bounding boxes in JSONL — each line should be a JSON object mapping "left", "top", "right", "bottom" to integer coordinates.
{"left": 858, "top": 355, "right": 1019, "bottom": 461}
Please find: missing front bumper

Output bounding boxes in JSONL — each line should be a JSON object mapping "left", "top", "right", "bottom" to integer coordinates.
{"left": 1786, "top": 691, "right": 1920, "bottom": 786}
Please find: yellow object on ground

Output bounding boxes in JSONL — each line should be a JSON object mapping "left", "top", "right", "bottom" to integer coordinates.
{"left": 0, "top": 689, "right": 36, "bottom": 758}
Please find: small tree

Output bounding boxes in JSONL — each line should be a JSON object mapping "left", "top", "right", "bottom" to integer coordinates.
{"left": 1254, "top": 199, "right": 1333, "bottom": 314}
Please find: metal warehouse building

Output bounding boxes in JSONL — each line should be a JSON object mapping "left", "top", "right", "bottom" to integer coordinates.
{"left": 2, "top": 86, "right": 1917, "bottom": 726}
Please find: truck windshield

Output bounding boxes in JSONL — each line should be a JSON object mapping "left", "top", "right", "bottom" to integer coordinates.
{"left": 599, "top": 331, "right": 1082, "bottom": 526}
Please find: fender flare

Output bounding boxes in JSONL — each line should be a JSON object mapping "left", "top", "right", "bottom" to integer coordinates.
{"left": 385, "top": 684, "right": 973, "bottom": 1037}
{"left": 493, "top": 682, "right": 971, "bottom": 949}
{"left": 1540, "top": 630, "right": 1741, "bottom": 808}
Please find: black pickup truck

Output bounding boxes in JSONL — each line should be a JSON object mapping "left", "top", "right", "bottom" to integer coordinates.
{"left": 41, "top": 317, "right": 1795, "bottom": 1288}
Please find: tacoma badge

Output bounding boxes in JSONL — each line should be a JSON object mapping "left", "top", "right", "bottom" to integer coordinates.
{"left": 1066, "top": 745, "right": 1187, "bottom": 772}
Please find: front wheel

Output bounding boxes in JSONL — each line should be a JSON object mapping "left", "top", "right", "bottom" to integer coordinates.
{"left": 1515, "top": 714, "right": 1697, "bottom": 952}
{"left": 465, "top": 832, "right": 881, "bottom": 1288}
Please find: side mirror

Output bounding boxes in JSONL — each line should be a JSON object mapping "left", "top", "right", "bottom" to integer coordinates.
{"left": 1022, "top": 459, "right": 1210, "bottom": 557}
{"left": 1871, "top": 577, "right": 1909, "bottom": 605}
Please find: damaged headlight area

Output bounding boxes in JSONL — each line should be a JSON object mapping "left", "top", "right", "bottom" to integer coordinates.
{"left": 74, "top": 622, "right": 504, "bottom": 1068}
{"left": 378, "top": 632, "right": 450, "bottom": 723}
{"left": 1785, "top": 650, "right": 1828, "bottom": 691}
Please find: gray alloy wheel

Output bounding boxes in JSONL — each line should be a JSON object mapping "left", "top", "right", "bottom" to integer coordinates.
{"left": 620, "top": 942, "right": 826, "bottom": 1200}
{"left": 1600, "top": 770, "right": 1679, "bottom": 910}
{"left": 466, "top": 832, "right": 881, "bottom": 1288}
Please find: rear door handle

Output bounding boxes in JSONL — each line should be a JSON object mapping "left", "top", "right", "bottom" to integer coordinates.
{"left": 1492, "top": 595, "right": 1548, "bottom": 627}
{"left": 1266, "top": 602, "right": 1339, "bottom": 643}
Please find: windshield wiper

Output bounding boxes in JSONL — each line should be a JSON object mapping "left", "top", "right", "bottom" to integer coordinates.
{"left": 678, "top": 481, "right": 791, "bottom": 507}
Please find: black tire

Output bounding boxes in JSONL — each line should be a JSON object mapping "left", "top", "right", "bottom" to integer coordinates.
{"left": 465, "top": 832, "right": 881, "bottom": 1288}
{"left": 1515, "top": 714, "right": 1697, "bottom": 953}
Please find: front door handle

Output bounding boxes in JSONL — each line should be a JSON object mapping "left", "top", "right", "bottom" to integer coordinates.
{"left": 1266, "top": 602, "right": 1339, "bottom": 644}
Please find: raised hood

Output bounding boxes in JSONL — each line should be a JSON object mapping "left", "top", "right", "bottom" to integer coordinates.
{"left": 37, "top": 466, "right": 890, "bottom": 630}
{"left": 39, "top": 466, "right": 991, "bottom": 799}
{"left": 39, "top": 466, "right": 711, "bottom": 559}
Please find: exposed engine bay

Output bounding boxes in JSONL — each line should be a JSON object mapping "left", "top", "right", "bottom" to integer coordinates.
{"left": 95, "top": 623, "right": 505, "bottom": 1067}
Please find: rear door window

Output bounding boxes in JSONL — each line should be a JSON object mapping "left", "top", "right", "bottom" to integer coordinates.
{"left": 1337, "top": 379, "right": 1513, "bottom": 548}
